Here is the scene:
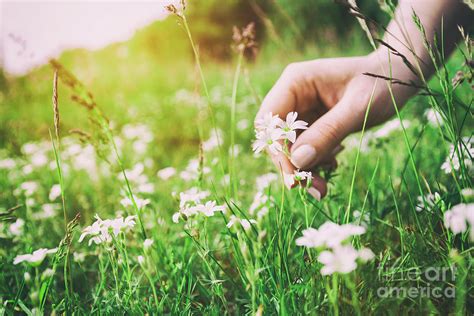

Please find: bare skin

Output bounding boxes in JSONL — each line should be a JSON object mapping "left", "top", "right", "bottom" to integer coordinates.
{"left": 255, "top": 0, "right": 472, "bottom": 199}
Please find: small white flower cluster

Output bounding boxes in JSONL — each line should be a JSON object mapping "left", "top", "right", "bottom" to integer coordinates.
{"left": 444, "top": 203, "right": 474, "bottom": 241}
{"left": 283, "top": 170, "right": 312, "bottom": 188}
{"left": 441, "top": 138, "right": 473, "bottom": 175}
{"left": 79, "top": 214, "right": 137, "bottom": 246}
{"left": 416, "top": 192, "right": 442, "bottom": 212}
{"left": 227, "top": 215, "right": 257, "bottom": 231}
{"left": 121, "top": 123, "right": 154, "bottom": 156}
{"left": 424, "top": 108, "right": 444, "bottom": 126}
{"left": 14, "top": 248, "right": 57, "bottom": 266}
{"left": 253, "top": 112, "right": 308, "bottom": 155}
{"left": 296, "top": 221, "right": 375, "bottom": 275}
{"left": 119, "top": 162, "right": 156, "bottom": 199}
{"left": 157, "top": 166, "right": 176, "bottom": 180}
{"left": 172, "top": 187, "right": 226, "bottom": 223}
{"left": 180, "top": 158, "right": 210, "bottom": 182}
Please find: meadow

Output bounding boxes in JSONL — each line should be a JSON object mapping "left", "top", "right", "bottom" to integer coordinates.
{"left": 0, "top": 1, "right": 473, "bottom": 315}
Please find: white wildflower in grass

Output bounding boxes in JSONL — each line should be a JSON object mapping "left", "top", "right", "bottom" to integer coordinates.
{"left": 227, "top": 215, "right": 257, "bottom": 230}
{"left": 416, "top": 192, "right": 442, "bottom": 212}
{"left": 120, "top": 196, "right": 151, "bottom": 209}
{"left": 24, "top": 272, "right": 31, "bottom": 282}
{"left": 252, "top": 128, "right": 284, "bottom": 155}
{"left": 425, "top": 108, "right": 444, "bottom": 126}
{"left": 41, "top": 268, "right": 55, "bottom": 280}
{"left": 372, "top": 119, "right": 411, "bottom": 138}
{"left": 172, "top": 187, "right": 224, "bottom": 223}
{"left": 180, "top": 158, "right": 210, "bottom": 181}
{"left": 255, "top": 112, "right": 282, "bottom": 131}
{"left": 9, "top": 218, "right": 25, "bottom": 236}
{"left": 284, "top": 170, "right": 312, "bottom": 188}
{"left": 143, "top": 238, "right": 154, "bottom": 250}
{"left": 0, "top": 158, "right": 16, "bottom": 169}
{"left": 73, "top": 252, "right": 86, "bottom": 263}
{"left": 178, "top": 187, "right": 210, "bottom": 208}
{"left": 318, "top": 245, "right": 374, "bottom": 275}
{"left": 78, "top": 214, "right": 137, "bottom": 246}
{"left": 137, "top": 255, "right": 145, "bottom": 265}
{"left": 461, "top": 188, "right": 474, "bottom": 201}
{"left": 443, "top": 203, "right": 474, "bottom": 240}
{"left": 19, "top": 181, "right": 39, "bottom": 196}
{"left": 255, "top": 173, "right": 278, "bottom": 191}
{"left": 195, "top": 201, "right": 226, "bottom": 217}
{"left": 32, "top": 204, "right": 58, "bottom": 220}
{"left": 13, "top": 248, "right": 57, "bottom": 266}
{"left": 440, "top": 138, "right": 473, "bottom": 174}
{"left": 296, "top": 222, "right": 366, "bottom": 249}
{"left": 277, "top": 112, "right": 308, "bottom": 143}
{"left": 297, "top": 221, "right": 374, "bottom": 275}
{"left": 157, "top": 167, "right": 176, "bottom": 180}
{"left": 253, "top": 112, "right": 308, "bottom": 155}
{"left": 249, "top": 192, "right": 272, "bottom": 217}
{"left": 49, "top": 184, "right": 62, "bottom": 201}
{"left": 202, "top": 129, "right": 223, "bottom": 152}
{"left": 353, "top": 210, "right": 370, "bottom": 228}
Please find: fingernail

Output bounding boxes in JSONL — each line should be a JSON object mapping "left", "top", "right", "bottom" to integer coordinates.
{"left": 290, "top": 145, "right": 317, "bottom": 169}
{"left": 308, "top": 187, "right": 321, "bottom": 201}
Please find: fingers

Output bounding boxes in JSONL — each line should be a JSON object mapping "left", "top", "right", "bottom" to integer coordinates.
{"left": 289, "top": 100, "right": 356, "bottom": 170}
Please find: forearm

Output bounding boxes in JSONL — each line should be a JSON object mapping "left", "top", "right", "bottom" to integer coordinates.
{"left": 375, "top": 0, "right": 472, "bottom": 79}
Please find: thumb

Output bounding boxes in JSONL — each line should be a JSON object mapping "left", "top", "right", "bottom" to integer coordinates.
{"left": 290, "top": 101, "right": 359, "bottom": 170}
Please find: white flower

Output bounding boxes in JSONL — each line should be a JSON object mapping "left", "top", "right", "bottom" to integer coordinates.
{"left": 252, "top": 128, "right": 284, "bottom": 155}
{"left": 73, "top": 252, "right": 86, "bottom": 263}
{"left": 157, "top": 167, "right": 176, "bottom": 180}
{"left": 441, "top": 138, "right": 473, "bottom": 174}
{"left": 352, "top": 210, "right": 370, "bottom": 228}
{"left": 49, "top": 184, "right": 62, "bottom": 201}
{"left": 144, "top": 238, "right": 154, "bottom": 249}
{"left": 358, "top": 247, "right": 375, "bottom": 262}
{"left": 41, "top": 268, "right": 55, "bottom": 279}
{"left": 14, "top": 248, "right": 58, "bottom": 266}
{"left": 19, "top": 181, "right": 39, "bottom": 196}
{"left": 0, "top": 158, "right": 16, "bottom": 169}
{"left": 32, "top": 204, "right": 58, "bottom": 220}
{"left": 195, "top": 201, "right": 226, "bottom": 217}
{"left": 296, "top": 222, "right": 366, "bottom": 249}
{"left": 137, "top": 255, "right": 145, "bottom": 265}
{"left": 180, "top": 159, "right": 210, "bottom": 181}
{"left": 78, "top": 214, "right": 137, "bottom": 246}
{"left": 178, "top": 187, "right": 210, "bottom": 208}
{"left": 425, "top": 108, "right": 444, "bottom": 126}
{"left": 318, "top": 245, "right": 374, "bottom": 275}
{"left": 255, "top": 112, "right": 283, "bottom": 131}
{"left": 318, "top": 245, "right": 359, "bottom": 275}
{"left": 416, "top": 192, "right": 441, "bottom": 212}
{"left": 9, "top": 218, "right": 25, "bottom": 236}
{"left": 277, "top": 112, "right": 308, "bottom": 143}
{"left": 24, "top": 272, "right": 31, "bottom": 282}
{"left": 227, "top": 215, "right": 257, "bottom": 230}
{"left": 120, "top": 196, "right": 151, "bottom": 209}
{"left": 202, "top": 129, "right": 223, "bottom": 152}
{"left": 256, "top": 173, "right": 278, "bottom": 191}
{"left": 283, "top": 170, "right": 312, "bottom": 188}
{"left": 444, "top": 203, "right": 474, "bottom": 239}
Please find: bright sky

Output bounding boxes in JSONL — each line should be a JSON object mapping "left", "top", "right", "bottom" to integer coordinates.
{"left": 0, "top": 0, "right": 177, "bottom": 75}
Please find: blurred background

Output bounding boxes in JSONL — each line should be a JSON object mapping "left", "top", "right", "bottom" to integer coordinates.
{"left": 0, "top": 0, "right": 390, "bottom": 150}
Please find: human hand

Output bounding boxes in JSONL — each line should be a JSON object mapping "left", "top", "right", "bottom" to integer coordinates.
{"left": 255, "top": 54, "right": 416, "bottom": 199}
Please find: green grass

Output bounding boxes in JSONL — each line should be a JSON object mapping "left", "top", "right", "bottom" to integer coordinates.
{"left": 0, "top": 9, "right": 473, "bottom": 315}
